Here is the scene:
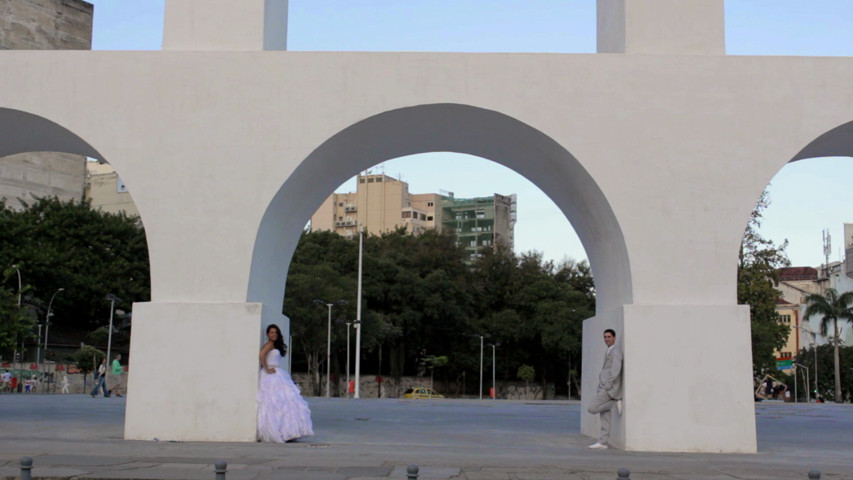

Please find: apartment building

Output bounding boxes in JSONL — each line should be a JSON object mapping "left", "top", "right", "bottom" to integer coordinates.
{"left": 310, "top": 174, "right": 516, "bottom": 256}
{"left": 84, "top": 161, "right": 140, "bottom": 217}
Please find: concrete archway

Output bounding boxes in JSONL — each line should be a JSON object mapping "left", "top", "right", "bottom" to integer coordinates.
{"left": 7, "top": 0, "right": 853, "bottom": 453}
{"left": 248, "top": 104, "right": 631, "bottom": 325}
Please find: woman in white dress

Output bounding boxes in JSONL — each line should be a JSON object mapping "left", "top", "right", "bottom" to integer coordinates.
{"left": 257, "top": 324, "right": 314, "bottom": 442}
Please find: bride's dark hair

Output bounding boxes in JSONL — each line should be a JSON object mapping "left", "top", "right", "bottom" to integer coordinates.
{"left": 266, "top": 324, "right": 288, "bottom": 356}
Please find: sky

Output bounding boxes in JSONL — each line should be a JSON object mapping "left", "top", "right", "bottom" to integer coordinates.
{"left": 88, "top": 1, "right": 853, "bottom": 268}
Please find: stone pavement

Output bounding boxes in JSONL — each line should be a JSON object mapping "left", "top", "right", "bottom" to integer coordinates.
{"left": 0, "top": 395, "right": 851, "bottom": 480}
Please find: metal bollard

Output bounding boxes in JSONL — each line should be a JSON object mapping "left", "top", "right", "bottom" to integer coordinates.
{"left": 808, "top": 471, "right": 821, "bottom": 480}
{"left": 617, "top": 468, "right": 631, "bottom": 480}
{"left": 19, "top": 457, "right": 33, "bottom": 480}
{"left": 406, "top": 464, "right": 419, "bottom": 480}
{"left": 214, "top": 460, "right": 227, "bottom": 480}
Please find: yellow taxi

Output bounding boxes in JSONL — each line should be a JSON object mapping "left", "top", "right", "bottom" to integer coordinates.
{"left": 403, "top": 386, "right": 445, "bottom": 399}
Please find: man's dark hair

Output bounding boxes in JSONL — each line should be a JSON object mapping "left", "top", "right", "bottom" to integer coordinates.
{"left": 604, "top": 329, "right": 616, "bottom": 337}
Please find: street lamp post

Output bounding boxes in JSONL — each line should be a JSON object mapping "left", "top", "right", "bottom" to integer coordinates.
{"left": 795, "top": 325, "right": 819, "bottom": 401}
{"left": 43, "top": 288, "right": 65, "bottom": 363}
{"left": 354, "top": 227, "right": 364, "bottom": 399}
{"left": 105, "top": 294, "right": 122, "bottom": 387}
{"left": 11, "top": 265, "right": 22, "bottom": 365}
{"left": 37, "top": 325, "right": 43, "bottom": 365}
{"left": 473, "top": 333, "right": 490, "bottom": 400}
{"left": 795, "top": 363, "right": 809, "bottom": 403}
{"left": 314, "top": 298, "right": 346, "bottom": 398}
{"left": 488, "top": 342, "right": 500, "bottom": 399}
{"left": 345, "top": 321, "right": 352, "bottom": 397}
{"left": 12, "top": 264, "right": 21, "bottom": 307}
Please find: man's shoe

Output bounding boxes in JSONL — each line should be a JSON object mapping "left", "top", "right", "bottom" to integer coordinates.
{"left": 615, "top": 400, "right": 622, "bottom": 416}
{"left": 588, "top": 442, "right": 608, "bottom": 449}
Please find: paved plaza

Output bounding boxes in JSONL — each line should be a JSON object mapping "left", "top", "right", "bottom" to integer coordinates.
{"left": 0, "top": 395, "right": 851, "bottom": 480}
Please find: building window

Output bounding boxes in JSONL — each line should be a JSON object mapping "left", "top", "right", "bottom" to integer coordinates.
{"left": 427, "top": 202, "right": 434, "bottom": 207}
{"left": 360, "top": 178, "right": 365, "bottom": 183}
{"left": 780, "top": 352, "right": 792, "bottom": 358}
{"left": 427, "top": 216, "right": 433, "bottom": 221}
{"left": 402, "top": 211, "right": 412, "bottom": 218}
{"left": 338, "top": 216, "right": 343, "bottom": 221}
{"left": 779, "top": 315, "right": 791, "bottom": 323}
{"left": 420, "top": 213, "right": 426, "bottom": 220}
{"left": 476, "top": 210, "right": 485, "bottom": 219}
{"left": 376, "top": 177, "right": 383, "bottom": 182}
{"left": 368, "top": 178, "right": 375, "bottom": 183}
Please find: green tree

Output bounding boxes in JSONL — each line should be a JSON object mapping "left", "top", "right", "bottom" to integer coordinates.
{"left": 0, "top": 268, "right": 35, "bottom": 359}
{"left": 738, "top": 191, "right": 790, "bottom": 373}
{"left": 284, "top": 230, "right": 370, "bottom": 395}
{"left": 0, "top": 197, "right": 150, "bottom": 336}
{"left": 795, "top": 344, "right": 853, "bottom": 402}
{"left": 361, "top": 228, "right": 473, "bottom": 384}
{"left": 283, "top": 227, "right": 595, "bottom": 398}
{"left": 804, "top": 288, "right": 853, "bottom": 402}
{"left": 470, "top": 247, "right": 593, "bottom": 397}
{"left": 71, "top": 345, "right": 105, "bottom": 375}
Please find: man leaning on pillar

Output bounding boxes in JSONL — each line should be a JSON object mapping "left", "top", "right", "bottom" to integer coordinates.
{"left": 587, "top": 328, "right": 623, "bottom": 449}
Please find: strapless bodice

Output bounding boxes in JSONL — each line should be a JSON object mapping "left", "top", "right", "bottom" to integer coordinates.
{"left": 265, "top": 349, "right": 282, "bottom": 368}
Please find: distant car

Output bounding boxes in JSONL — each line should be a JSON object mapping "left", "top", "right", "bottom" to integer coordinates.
{"left": 403, "top": 386, "right": 445, "bottom": 399}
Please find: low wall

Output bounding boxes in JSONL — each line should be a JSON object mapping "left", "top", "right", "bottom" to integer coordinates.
{"left": 1, "top": 369, "right": 555, "bottom": 400}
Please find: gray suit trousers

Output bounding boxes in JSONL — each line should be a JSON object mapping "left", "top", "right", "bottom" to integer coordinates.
{"left": 588, "top": 389, "right": 618, "bottom": 444}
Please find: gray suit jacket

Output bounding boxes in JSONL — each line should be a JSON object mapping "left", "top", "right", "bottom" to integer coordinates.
{"left": 598, "top": 345, "right": 623, "bottom": 399}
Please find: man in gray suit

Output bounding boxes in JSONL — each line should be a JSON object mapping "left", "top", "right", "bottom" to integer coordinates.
{"left": 587, "top": 328, "right": 623, "bottom": 449}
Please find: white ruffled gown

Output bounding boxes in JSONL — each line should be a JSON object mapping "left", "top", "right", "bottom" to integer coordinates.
{"left": 257, "top": 348, "right": 314, "bottom": 442}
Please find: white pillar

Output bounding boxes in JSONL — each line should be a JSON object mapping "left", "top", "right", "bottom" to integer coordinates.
{"left": 597, "top": 0, "right": 724, "bottom": 55}
{"left": 125, "top": 302, "right": 264, "bottom": 441}
{"left": 163, "top": 0, "right": 288, "bottom": 51}
{"left": 581, "top": 304, "right": 756, "bottom": 452}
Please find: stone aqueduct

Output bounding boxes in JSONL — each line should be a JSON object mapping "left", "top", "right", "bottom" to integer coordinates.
{"left": 2, "top": 0, "right": 852, "bottom": 452}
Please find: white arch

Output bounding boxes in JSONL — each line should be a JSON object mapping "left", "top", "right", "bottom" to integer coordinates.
{"left": 248, "top": 103, "right": 632, "bottom": 317}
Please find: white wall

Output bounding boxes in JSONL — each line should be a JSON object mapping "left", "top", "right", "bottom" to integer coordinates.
{"left": 3, "top": 47, "right": 853, "bottom": 451}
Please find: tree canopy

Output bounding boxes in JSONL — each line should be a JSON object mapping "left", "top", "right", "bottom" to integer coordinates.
{"left": 804, "top": 288, "right": 853, "bottom": 402}
{"left": 283, "top": 228, "right": 595, "bottom": 397}
{"left": 737, "top": 191, "right": 790, "bottom": 373}
{"left": 0, "top": 197, "right": 150, "bottom": 359}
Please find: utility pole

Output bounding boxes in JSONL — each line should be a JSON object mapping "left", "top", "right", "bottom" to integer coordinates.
{"left": 823, "top": 229, "right": 831, "bottom": 291}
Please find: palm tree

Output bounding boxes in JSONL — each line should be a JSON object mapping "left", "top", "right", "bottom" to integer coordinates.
{"left": 804, "top": 288, "right": 853, "bottom": 402}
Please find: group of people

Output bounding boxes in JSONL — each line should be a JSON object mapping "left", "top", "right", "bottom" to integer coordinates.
{"left": 90, "top": 353, "right": 124, "bottom": 398}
